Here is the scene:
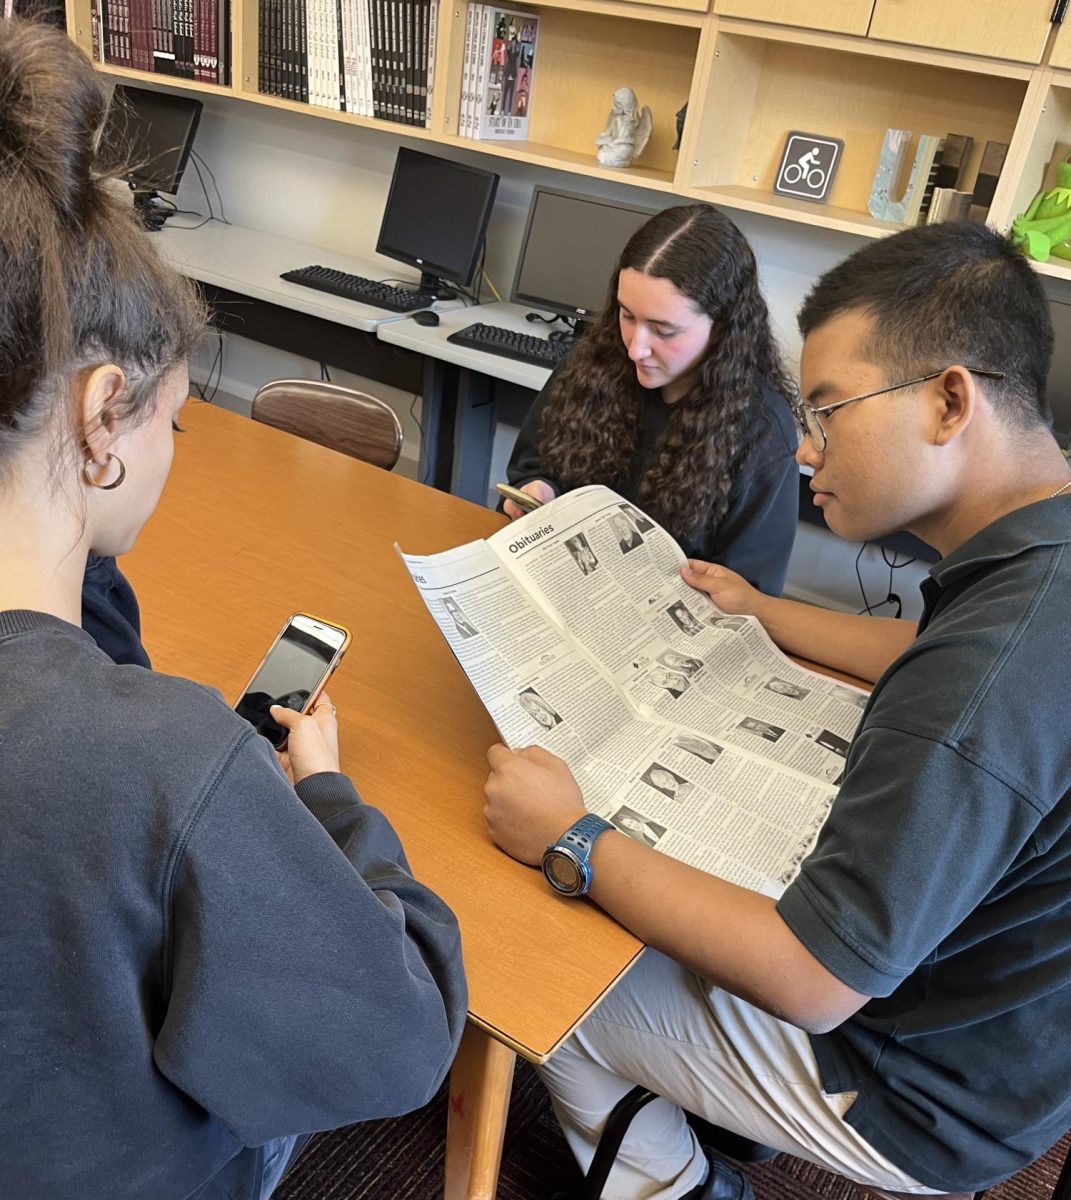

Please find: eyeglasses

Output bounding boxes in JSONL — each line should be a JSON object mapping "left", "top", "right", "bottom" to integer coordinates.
{"left": 793, "top": 367, "right": 1006, "bottom": 452}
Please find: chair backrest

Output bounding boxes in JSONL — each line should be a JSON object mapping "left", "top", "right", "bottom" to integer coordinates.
{"left": 250, "top": 378, "right": 404, "bottom": 471}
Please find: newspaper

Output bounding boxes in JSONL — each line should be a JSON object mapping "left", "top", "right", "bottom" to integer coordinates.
{"left": 399, "top": 486, "right": 868, "bottom": 899}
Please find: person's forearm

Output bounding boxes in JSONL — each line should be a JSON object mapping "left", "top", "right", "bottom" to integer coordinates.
{"left": 752, "top": 594, "right": 916, "bottom": 685}
{"left": 586, "top": 831, "right": 865, "bottom": 1033}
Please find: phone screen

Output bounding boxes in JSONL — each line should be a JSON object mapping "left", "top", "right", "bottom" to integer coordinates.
{"left": 235, "top": 615, "right": 348, "bottom": 748}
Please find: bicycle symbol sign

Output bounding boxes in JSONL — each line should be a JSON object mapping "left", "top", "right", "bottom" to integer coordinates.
{"left": 774, "top": 132, "right": 843, "bottom": 204}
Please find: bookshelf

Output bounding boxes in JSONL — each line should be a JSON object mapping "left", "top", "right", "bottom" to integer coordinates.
{"left": 678, "top": 21, "right": 1035, "bottom": 239}
{"left": 61, "top": 0, "right": 1071, "bottom": 254}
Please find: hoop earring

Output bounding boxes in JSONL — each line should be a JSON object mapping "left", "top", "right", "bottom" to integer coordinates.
{"left": 83, "top": 453, "right": 127, "bottom": 491}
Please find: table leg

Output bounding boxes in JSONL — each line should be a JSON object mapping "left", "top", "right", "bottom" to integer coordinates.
{"left": 444, "top": 1024, "right": 517, "bottom": 1200}
{"left": 451, "top": 369, "right": 495, "bottom": 505}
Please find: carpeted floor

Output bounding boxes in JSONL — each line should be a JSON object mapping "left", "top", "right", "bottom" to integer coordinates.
{"left": 275, "top": 1058, "right": 1070, "bottom": 1200}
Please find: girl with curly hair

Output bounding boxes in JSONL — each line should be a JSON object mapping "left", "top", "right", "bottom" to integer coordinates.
{"left": 504, "top": 204, "right": 799, "bottom": 594}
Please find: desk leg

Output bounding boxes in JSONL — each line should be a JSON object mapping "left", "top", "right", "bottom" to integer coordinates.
{"left": 450, "top": 370, "right": 495, "bottom": 505}
{"left": 420, "top": 357, "right": 459, "bottom": 492}
{"left": 444, "top": 1024, "right": 516, "bottom": 1200}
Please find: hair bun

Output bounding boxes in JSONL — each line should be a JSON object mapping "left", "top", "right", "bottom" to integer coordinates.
{"left": 0, "top": 19, "right": 108, "bottom": 220}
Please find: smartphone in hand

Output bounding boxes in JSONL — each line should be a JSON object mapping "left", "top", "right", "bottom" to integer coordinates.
{"left": 496, "top": 483, "right": 543, "bottom": 513}
{"left": 234, "top": 613, "right": 351, "bottom": 749}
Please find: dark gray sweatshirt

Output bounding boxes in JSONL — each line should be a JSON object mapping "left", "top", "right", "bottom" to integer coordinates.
{"left": 0, "top": 610, "right": 467, "bottom": 1199}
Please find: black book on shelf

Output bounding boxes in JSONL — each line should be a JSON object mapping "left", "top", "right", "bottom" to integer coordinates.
{"left": 335, "top": 0, "right": 347, "bottom": 111}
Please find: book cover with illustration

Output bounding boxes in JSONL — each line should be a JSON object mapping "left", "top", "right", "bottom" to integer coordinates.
{"left": 473, "top": 6, "right": 537, "bottom": 141}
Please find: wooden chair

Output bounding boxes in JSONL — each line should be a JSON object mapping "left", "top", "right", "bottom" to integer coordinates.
{"left": 574, "top": 1085, "right": 1071, "bottom": 1200}
{"left": 250, "top": 378, "right": 403, "bottom": 470}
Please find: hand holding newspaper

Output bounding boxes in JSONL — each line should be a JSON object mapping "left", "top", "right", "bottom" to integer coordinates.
{"left": 398, "top": 486, "right": 868, "bottom": 899}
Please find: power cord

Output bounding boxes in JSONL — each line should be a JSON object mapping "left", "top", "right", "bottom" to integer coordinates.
{"left": 855, "top": 543, "right": 917, "bottom": 618}
{"left": 193, "top": 328, "right": 224, "bottom": 403}
{"left": 170, "top": 151, "right": 231, "bottom": 231}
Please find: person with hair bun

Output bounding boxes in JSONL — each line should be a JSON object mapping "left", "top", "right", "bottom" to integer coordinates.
{"left": 0, "top": 20, "right": 466, "bottom": 1200}
{"left": 505, "top": 204, "right": 799, "bottom": 596}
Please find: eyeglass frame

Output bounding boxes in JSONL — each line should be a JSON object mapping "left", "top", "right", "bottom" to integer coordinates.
{"left": 793, "top": 367, "right": 1006, "bottom": 452}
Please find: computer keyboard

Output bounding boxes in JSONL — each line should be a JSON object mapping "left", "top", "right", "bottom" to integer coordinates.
{"left": 280, "top": 265, "right": 436, "bottom": 312}
{"left": 447, "top": 322, "right": 571, "bottom": 369}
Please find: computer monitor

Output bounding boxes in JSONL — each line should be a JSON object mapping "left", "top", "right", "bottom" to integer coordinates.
{"left": 376, "top": 148, "right": 499, "bottom": 297}
{"left": 1045, "top": 294, "right": 1071, "bottom": 450}
{"left": 99, "top": 85, "right": 202, "bottom": 230}
{"left": 511, "top": 187, "right": 658, "bottom": 322}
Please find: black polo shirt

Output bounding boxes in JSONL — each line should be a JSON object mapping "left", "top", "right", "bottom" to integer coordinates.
{"left": 778, "top": 496, "right": 1071, "bottom": 1193}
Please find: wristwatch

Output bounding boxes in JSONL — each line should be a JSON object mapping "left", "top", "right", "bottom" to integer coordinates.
{"left": 542, "top": 814, "right": 615, "bottom": 897}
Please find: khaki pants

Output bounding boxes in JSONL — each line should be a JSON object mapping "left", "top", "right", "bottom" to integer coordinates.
{"left": 537, "top": 949, "right": 941, "bottom": 1200}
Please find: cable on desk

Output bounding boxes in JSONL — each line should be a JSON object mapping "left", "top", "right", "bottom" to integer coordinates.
{"left": 409, "top": 392, "right": 430, "bottom": 485}
{"left": 481, "top": 267, "right": 502, "bottom": 303}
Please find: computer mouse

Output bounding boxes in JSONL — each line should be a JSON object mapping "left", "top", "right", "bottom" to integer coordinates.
{"left": 413, "top": 310, "right": 440, "bottom": 327}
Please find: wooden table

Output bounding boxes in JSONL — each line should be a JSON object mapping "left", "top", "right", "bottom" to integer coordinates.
{"left": 124, "top": 402, "right": 644, "bottom": 1199}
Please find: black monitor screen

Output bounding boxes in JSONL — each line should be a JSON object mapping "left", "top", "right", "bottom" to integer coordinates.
{"left": 511, "top": 188, "right": 657, "bottom": 320}
{"left": 376, "top": 148, "right": 499, "bottom": 288}
{"left": 99, "top": 85, "right": 202, "bottom": 195}
{"left": 1045, "top": 295, "right": 1071, "bottom": 449}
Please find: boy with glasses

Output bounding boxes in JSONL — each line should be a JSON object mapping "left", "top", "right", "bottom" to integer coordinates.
{"left": 484, "top": 221, "right": 1071, "bottom": 1199}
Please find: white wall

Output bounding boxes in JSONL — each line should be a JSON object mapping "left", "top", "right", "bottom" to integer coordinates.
{"left": 176, "top": 93, "right": 958, "bottom": 617}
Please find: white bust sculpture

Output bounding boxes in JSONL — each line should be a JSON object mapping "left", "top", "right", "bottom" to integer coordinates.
{"left": 595, "top": 87, "right": 653, "bottom": 169}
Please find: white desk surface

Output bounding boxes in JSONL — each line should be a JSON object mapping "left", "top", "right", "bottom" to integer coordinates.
{"left": 155, "top": 221, "right": 465, "bottom": 333}
{"left": 376, "top": 300, "right": 556, "bottom": 391}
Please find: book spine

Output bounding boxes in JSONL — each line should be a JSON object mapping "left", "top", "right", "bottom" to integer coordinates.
{"left": 386, "top": 0, "right": 398, "bottom": 121}
{"left": 472, "top": 3, "right": 491, "bottom": 139}
{"left": 91, "top": 0, "right": 102, "bottom": 61}
{"left": 155, "top": 0, "right": 175, "bottom": 73}
{"left": 424, "top": 0, "right": 436, "bottom": 128}
{"left": 403, "top": 0, "right": 414, "bottom": 126}
{"left": 338, "top": 0, "right": 354, "bottom": 110}
{"left": 415, "top": 0, "right": 427, "bottom": 128}
{"left": 370, "top": 0, "right": 382, "bottom": 119}
{"left": 332, "top": 0, "right": 344, "bottom": 110}
{"left": 460, "top": 2, "right": 475, "bottom": 137}
{"left": 220, "top": 0, "right": 231, "bottom": 84}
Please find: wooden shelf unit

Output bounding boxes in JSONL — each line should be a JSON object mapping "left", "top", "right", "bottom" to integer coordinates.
{"left": 64, "top": 0, "right": 1071, "bottom": 256}
{"left": 680, "top": 21, "right": 1034, "bottom": 238}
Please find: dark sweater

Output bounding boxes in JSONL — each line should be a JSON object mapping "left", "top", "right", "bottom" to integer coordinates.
{"left": 81, "top": 555, "right": 150, "bottom": 668}
{"left": 0, "top": 611, "right": 467, "bottom": 1200}
{"left": 506, "top": 373, "right": 799, "bottom": 595}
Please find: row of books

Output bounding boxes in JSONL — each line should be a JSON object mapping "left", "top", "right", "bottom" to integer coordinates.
{"left": 258, "top": 0, "right": 437, "bottom": 126}
{"left": 90, "top": 0, "right": 231, "bottom": 84}
{"left": 458, "top": 4, "right": 538, "bottom": 142}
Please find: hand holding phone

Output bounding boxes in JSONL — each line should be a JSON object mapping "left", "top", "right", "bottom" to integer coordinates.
{"left": 497, "top": 481, "right": 553, "bottom": 518}
{"left": 235, "top": 613, "right": 351, "bottom": 751}
{"left": 269, "top": 689, "right": 341, "bottom": 783}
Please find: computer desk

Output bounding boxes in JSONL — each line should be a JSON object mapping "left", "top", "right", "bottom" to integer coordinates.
{"left": 154, "top": 220, "right": 470, "bottom": 490}
{"left": 123, "top": 402, "right": 644, "bottom": 1200}
{"left": 377, "top": 301, "right": 555, "bottom": 503}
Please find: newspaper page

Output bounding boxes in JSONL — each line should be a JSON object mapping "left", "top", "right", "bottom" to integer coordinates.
{"left": 398, "top": 486, "right": 868, "bottom": 898}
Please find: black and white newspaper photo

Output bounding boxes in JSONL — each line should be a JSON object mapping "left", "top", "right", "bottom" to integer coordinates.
{"left": 398, "top": 486, "right": 871, "bottom": 898}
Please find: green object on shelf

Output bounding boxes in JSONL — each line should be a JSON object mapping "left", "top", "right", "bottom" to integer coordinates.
{"left": 1010, "top": 159, "right": 1071, "bottom": 264}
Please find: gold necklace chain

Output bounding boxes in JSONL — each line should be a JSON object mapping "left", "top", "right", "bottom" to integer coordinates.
{"left": 1049, "top": 478, "right": 1071, "bottom": 500}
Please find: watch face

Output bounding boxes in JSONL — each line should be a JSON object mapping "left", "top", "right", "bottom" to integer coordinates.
{"left": 544, "top": 849, "right": 583, "bottom": 894}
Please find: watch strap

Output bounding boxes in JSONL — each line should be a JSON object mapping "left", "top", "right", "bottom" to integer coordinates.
{"left": 557, "top": 813, "right": 614, "bottom": 858}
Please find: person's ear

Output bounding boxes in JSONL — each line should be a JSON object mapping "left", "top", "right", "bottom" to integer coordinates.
{"left": 79, "top": 364, "right": 127, "bottom": 463}
{"left": 932, "top": 366, "right": 976, "bottom": 446}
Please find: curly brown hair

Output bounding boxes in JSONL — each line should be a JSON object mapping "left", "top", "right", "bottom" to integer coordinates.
{"left": 538, "top": 205, "right": 795, "bottom": 541}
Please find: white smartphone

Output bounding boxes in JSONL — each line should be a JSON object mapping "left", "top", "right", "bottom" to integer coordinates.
{"left": 234, "top": 612, "right": 351, "bottom": 749}
{"left": 496, "top": 482, "right": 543, "bottom": 513}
